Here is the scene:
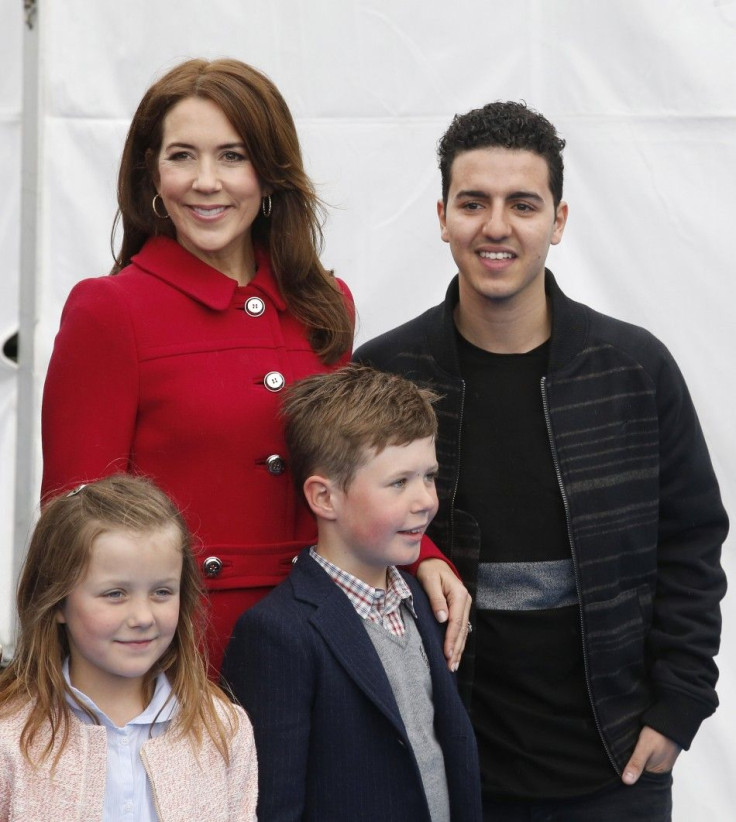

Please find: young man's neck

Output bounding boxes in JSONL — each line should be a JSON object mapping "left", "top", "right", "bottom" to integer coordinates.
{"left": 454, "top": 288, "right": 551, "bottom": 354}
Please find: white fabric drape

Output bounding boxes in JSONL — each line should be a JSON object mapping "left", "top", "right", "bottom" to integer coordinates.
{"left": 2, "top": 2, "right": 734, "bottom": 817}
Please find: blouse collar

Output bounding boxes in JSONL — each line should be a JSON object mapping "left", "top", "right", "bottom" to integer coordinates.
{"left": 62, "top": 657, "right": 177, "bottom": 728}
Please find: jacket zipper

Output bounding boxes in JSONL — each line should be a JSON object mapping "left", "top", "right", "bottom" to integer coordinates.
{"left": 448, "top": 378, "right": 466, "bottom": 552}
{"left": 540, "top": 375, "right": 619, "bottom": 774}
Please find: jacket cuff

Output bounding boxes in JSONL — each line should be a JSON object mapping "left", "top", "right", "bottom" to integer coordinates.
{"left": 641, "top": 692, "right": 715, "bottom": 750}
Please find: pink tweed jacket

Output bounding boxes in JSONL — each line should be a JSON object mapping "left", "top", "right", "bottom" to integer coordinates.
{"left": 0, "top": 698, "right": 258, "bottom": 821}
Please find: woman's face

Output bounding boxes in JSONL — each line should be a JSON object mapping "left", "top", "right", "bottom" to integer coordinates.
{"left": 156, "top": 96, "right": 265, "bottom": 284}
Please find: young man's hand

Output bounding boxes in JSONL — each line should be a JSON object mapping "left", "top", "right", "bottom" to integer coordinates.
{"left": 622, "top": 726, "right": 681, "bottom": 785}
{"left": 416, "top": 558, "right": 472, "bottom": 672}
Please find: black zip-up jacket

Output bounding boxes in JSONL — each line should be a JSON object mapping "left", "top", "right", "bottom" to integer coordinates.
{"left": 355, "top": 271, "right": 728, "bottom": 773}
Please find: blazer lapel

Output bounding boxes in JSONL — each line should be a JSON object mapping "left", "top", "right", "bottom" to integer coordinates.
{"left": 290, "top": 552, "right": 407, "bottom": 737}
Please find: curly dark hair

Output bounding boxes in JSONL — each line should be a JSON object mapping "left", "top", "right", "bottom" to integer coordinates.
{"left": 438, "top": 101, "right": 566, "bottom": 207}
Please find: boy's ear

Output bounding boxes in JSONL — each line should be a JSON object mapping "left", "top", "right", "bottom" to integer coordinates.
{"left": 302, "top": 475, "right": 339, "bottom": 521}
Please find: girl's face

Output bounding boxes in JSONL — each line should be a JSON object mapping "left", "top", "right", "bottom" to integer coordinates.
{"left": 57, "top": 525, "right": 182, "bottom": 703}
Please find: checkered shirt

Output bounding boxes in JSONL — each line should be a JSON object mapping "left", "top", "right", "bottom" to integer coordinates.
{"left": 309, "top": 547, "right": 417, "bottom": 637}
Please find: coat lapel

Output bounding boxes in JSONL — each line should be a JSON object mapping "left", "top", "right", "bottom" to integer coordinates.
{"left": 290, "top": 551, "right": 408, "bottom": 738}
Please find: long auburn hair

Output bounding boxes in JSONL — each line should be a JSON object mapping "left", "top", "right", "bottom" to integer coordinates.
{"left": 112, "top": 57, "right": 353, "bottom": 363}
{"left": 0, "top": 475, "right": 239, "bottom": 767}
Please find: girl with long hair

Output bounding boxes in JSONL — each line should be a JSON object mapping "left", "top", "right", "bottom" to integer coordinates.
{"left": 0, "top": 475, "right": 257, "bottom": 820}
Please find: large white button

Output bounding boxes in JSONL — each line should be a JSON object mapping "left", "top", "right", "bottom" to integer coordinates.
{"left": 245, "top": 297, "right": 265, "bottom": 317}
{"left": 264, "top": 371, "right": 285, "bottom": 392}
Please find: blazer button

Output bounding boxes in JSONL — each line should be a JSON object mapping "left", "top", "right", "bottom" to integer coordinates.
{"left": 244, "top": 296, "right": 265, "bottom": 317}
{"left": 266, "top": 454, "right": 286, "bottom": 475}
{"left": 202, "top": 556, "right": 223, "bottom": 578}
{"left": 264, "top": 371, "right": 285, "bottom": 392}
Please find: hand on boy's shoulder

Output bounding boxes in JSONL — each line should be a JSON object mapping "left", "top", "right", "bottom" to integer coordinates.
{"left": 415, "top": 558, "right": 472, "bottom": 671}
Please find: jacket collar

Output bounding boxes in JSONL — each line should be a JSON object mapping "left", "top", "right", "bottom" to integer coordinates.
{"left": 545, "top": 269, "right": 590, "bottom": 374}
{"left": 288, "top": 548, "right": 408, "bottom": 735}
{"left": 130, "top": 236, "right": 287, "bottom": 312}
{"left": 432, "top": 270, "right": 591, "bottom": 377}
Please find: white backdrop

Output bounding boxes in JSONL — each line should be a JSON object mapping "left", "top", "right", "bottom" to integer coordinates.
{"left": 0, "top": 0, "right": 22, "bottom": 655}
{"left": 1, "top": 1, "right": 734, "bottom": 817}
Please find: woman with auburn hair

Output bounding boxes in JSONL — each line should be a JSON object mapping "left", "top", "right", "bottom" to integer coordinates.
{"left": 41, "top": 58, "right": 463, "bottom": 673}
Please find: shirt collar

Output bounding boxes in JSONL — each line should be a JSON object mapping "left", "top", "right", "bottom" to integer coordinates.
{"left": 62, "top": 658, "right": 177, "bottom": 727}
{"left": 130, "top": 235, "right": 287, "bottom": 312}
{"left": 309, "top": 546, "right": 417, "bottom": 620}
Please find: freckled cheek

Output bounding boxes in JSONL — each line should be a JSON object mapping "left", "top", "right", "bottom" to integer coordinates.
{"left": 352, "top": 520, "right": 391, "bottom": 545}
{"left": 159, "top": 177, "right": 189, "bottom": 203}
{"left": 348, "top": 510, "right": 398, "bottom": 546}
{"left": 86, "top": 617, "right": 120, "bottom": 642}
{"left": 162, "top": 608, "right": 180, "bottom": 637}
{"left": 66, "top": 621, "right": 110, "bottom": 651}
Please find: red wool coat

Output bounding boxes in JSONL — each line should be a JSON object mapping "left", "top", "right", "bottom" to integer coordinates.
{"left": 42, "top": 238, "right": 447, "bottom": 670}
{"left": 42, "top": 237, "right": 354, "bottom": 670}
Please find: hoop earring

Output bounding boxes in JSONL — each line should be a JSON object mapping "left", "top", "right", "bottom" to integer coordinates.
{"left": 152, "top": 194, "right": 169, "bottom": 219}
{"left": 261, "top": 194, "right": 272, "bottom": 218}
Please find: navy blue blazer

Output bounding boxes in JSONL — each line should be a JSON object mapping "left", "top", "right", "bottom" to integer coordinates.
{"left": 221, "top": 548, "right": 481, "bottom": 822}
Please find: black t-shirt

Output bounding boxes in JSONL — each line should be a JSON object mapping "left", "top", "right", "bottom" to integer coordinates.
{"left": 455, "top": 331, "right": 615, "bottom": 800}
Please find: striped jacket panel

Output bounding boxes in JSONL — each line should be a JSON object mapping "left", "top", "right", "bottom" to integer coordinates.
{"left": 354, "top": 271, "right": 728, "bottom": 772}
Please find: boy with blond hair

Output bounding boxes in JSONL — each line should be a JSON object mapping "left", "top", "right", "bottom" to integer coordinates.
{"left": 222, "top": 364, "right": 481, "bottom": 822}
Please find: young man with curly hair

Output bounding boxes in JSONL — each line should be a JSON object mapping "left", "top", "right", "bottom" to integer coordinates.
{"left": 355, "top": 101, "right": 728, "bottom": 820}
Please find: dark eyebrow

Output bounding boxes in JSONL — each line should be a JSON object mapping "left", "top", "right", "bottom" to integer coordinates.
{"left": 508, "top": 190, "right": 545, "bottom": 203}
{"left": 455, "top": 189, "right": 490, "bottom": 201}
{"left": 163, "top": 141, "right": 246, "bottom": 151}
{"left": 454, "top": 189, "right": 545, "bottom": 203}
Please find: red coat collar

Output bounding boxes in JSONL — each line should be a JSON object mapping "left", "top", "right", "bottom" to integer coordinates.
{"left": 130, "top": 236, "right": 287, "bottom": 312}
